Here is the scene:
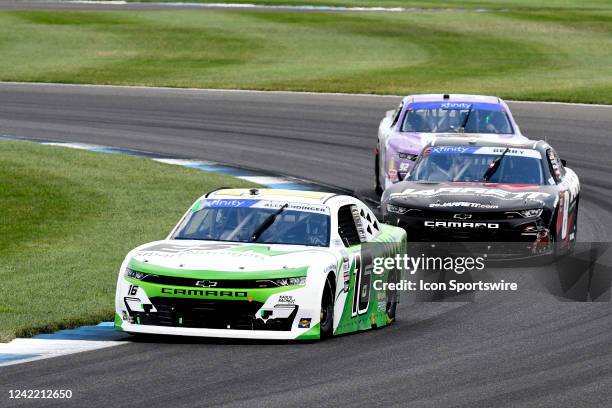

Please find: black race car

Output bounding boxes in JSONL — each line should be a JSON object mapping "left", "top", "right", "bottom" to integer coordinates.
{"left": 381, "top": 138, "right": 580, "bottom": 256}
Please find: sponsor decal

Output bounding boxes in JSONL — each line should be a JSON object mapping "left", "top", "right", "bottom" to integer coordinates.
{"left": 261, "top": 201, "right": 329, "bottom": 214}
{"left": 138, "top": 243, "right": 236, "bottom": 255}
{"left": 440, "top": 102, "right": 472, "bottom": 110}
{"left": 429, "top": 202, "right": 499, "bottom": 209}
{"left": 198, "top": 198, "right": 330, "bottom": 214}
{"left": 475, "top": 147, "right": 542, "bottom": 159}
{"left": 548, "top": 150, "right": 562, "bottom": 180}
{"left": 562, "top": 170, "right": 580, "bottom": 200}
{"left": 201, "top": 199, "right": 259, "bottom": 208}
{"left": 388, "top": 159, "right": 398, "bottom": 181}
{"left": 298, "top": 318, "right": 312, "bottom": 328}
{"left": 278, "top": 295, "right": 295, "bottom": 304}
{"left": 340, "top": 251, "right": 350, "bottom": 293}
{"left": 351, "top": 206, "right": 368, "bottom": 242}
{"left": 430, "top": 146, "right": 473, "bottom": 154}
{"left": 343, "top": 269, "right": 350, "bottom": 292}
{"left": 135, "top": 244, "right": 288, "bottom": 260}
{"left": 392, "top": 187, "right": 550, "bottom": 200}
{"left": 424, "top": 221, "right": 499, "bottom": 229}
{"left": 427, "top": 146, "right": 541, "bottom": 159}
{"left": 409, "top": 101, "right": 502, "bottom": 112}
{"left": 161, "top": 287, "right": 248, "bottom": 298}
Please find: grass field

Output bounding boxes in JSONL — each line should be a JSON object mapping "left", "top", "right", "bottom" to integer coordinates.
{"left": 0, "top": 141, "right": 256, "bottom": 342}
{"left": 0, "top": 6, "right": 611, "bottom": 103}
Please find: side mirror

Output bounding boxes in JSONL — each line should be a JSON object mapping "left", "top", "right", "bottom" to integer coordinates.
{"left": 561, "top": 159, "right": 567, "bottom": 167}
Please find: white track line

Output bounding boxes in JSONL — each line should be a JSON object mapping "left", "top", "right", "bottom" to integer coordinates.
{"left": 65, "top": 1, "right": 407, "bottom": 12}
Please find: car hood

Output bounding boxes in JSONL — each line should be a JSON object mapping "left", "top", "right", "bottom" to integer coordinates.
{"left": 127, "top": 240, "right": 333, "bottom": 276}
{"left": 388, "top": 132, "right": 528, "bottom": 154}
{"left": 385, "top": 181, "right": 558, "bottom": 211}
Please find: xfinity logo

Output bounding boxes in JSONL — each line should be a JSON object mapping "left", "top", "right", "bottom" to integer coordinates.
{"left": 431, "top": 146, "right": 469, "bottom": 154}
{"left": 425, "top": 221, "right": 499, "bottom": 229}
{"left": 453, "top": 213, "right": 472, "bottom": 220}
{"left": 440, "top": 102, "right": 471, "bottom": 110}
{"left": 195, "top": 280, "right": 217, "bottom": 287}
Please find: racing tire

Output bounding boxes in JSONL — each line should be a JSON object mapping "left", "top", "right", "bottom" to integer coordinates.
{"left": 320, "top": 277, "right": 335, "bottom": 339}
{"left": 375, "top": 146, "right": 383, "bottom": 196}
{"left": 569, "top": 195, "right": 579, "bottom": 254}
{"left": 385, "top": 268, "right": 399, "bottom": 322}
{"left": 552, "top": 195, "right": 579, "bottom": 260}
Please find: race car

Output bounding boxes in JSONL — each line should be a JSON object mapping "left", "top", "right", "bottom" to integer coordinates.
{"left": 115, "top": 188, "right": 406, "bottom": 340}
{"left": 376, "top": 94, "right": 527, "bottom": 193}
{"left": 381, "top": 138, "right": 580, "bottom": 256}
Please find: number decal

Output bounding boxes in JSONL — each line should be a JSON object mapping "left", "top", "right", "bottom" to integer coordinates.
{"left": 352, "top": 251, "right": 372, "bottom": 316}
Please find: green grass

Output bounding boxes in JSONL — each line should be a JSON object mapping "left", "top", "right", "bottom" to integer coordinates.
{"left": 0, "top": 141, "right": 256, "bottom": 342}
{"left": 1, "top": 7, "right": 611, "bottom": 103}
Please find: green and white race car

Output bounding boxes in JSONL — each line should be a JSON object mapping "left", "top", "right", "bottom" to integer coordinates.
{"left": 115, "top": 188, "right": 406, "bottom": 340}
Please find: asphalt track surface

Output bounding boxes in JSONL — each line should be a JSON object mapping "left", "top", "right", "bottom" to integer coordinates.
{"left": 1, "top": 82, "right": 612, "bottom": 407}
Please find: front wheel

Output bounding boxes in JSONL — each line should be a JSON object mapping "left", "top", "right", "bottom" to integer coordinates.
{"left": 375, "top": 148, "right": 383, "bottom": 196}
{"left": 320, "top": 278, "right": 334, "bottom": 339}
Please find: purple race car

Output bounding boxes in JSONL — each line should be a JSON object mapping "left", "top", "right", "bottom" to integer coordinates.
{"left": 375, "top": 94, "right": 527, "bottom": 193}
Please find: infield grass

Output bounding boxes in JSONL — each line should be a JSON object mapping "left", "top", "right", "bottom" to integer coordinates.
{"left": 0, "top": 141, "right": 256, "bottom": 342}
{"left": 0, "top": 6, "right": 611, "bottom": 103}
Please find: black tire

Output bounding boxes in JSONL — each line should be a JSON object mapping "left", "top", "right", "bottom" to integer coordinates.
{"left": 553, "top": 195, "right": 579, "bottom": 259}
{"left": 320, "top": 277, "right": 334, "bottom": 339}
{"left": 385, "top": 268, "right": 399, "bottom": 322}
{"left": 375, "top": 149, "right": 383, "bottom": 196}
{"left": 569, "top": 195, "right": 579, "bottom": 254}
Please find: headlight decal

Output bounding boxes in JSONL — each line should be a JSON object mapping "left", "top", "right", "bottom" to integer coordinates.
{"left": 125, "top": 268, "right": 148, "bottom": 280}
{"left": 519, "top": 208, "right": 543, "bottom": 218}
{"left": 386, "top": 204, "right": 408, "bottom": 214}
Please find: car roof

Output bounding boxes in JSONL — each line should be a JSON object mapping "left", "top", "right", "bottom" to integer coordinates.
{"left": 204, "top": 188, "right": 338, "bottom": 204}
{"left": 403, "top": 94, "right": 502, "bottom": 105}
{"left": 427, "top": 136, "right": 547, "bottom": 150}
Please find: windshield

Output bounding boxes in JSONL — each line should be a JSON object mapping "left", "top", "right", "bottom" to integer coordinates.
{"left": 409, "top": 146, "right": 544, "bottom": 184}
{"left": 401, "top": 102, "right": 513, "bottom": 134}
{"left": 172, "top": 199, "right": 330, "bottom": 247}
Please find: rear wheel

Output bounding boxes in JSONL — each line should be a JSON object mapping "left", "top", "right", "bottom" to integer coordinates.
{"left": 320, "top": 278, "right": 334, "bottom": 339}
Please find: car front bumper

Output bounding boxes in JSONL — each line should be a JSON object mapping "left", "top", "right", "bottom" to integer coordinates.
{"left": 115, "top": 277, "right": 322, "bottom": 340}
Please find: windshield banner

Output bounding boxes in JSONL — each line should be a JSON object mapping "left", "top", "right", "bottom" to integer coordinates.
{"left": 408, "top": 102, "right": 503, "bottom": 111}
{"left": 199, "top": 199, "right": 330, "bottom": 214}
{"left": 426, "top": 146, "right": 542, "bottom": 159}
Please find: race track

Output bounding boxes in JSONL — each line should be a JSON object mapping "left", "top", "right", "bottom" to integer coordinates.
{"left": 1, "top": 82, "right": 612, "bottom": 407}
